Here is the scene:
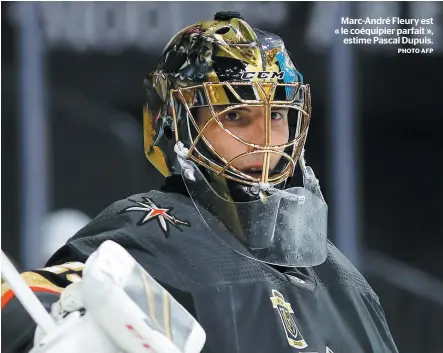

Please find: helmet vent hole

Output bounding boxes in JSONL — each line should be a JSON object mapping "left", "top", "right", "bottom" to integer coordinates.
{"left": 164, "top": 125, "right": 173, "bottom": 140}
{"left": 215, "top": 27, "right": 230, "bottom": 35}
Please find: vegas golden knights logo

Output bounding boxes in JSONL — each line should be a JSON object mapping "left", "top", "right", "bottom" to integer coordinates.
{"left": 270, "top": 289, "right": 308, "bottom": 349}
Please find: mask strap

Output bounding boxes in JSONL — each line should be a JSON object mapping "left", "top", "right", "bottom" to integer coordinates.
{"left": 174, "top": 141, "right": 196, "bottom": 181}
{"left": 256, "top": 182, "right": 306, "bottom": 205}
{"left": 299, "top": 150, "right": 325, "bottom": 202}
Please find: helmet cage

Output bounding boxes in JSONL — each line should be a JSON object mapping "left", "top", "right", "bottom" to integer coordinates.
{"left": 170, "top": 81, "right": 312, "bottom": 186}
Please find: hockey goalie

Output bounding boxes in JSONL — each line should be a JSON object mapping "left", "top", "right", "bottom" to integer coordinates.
{"left": 2, "top": 11, "right": 398, "bottom": 353}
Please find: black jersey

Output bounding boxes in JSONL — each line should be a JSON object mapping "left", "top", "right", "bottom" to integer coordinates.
{"left": 2, "top": 189, "right": 398, "bottom": 353}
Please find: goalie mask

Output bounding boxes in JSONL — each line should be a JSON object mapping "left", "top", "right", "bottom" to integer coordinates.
{"left": 144, "top": 12, "right": 328, "bottom": 267}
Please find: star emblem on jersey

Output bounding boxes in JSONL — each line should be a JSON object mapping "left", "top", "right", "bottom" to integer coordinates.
{"left": 270, "top": 289, "right": 308, "bottom": 350}
{"left": 120, "top": 197, "right": 190, "bottom": 236}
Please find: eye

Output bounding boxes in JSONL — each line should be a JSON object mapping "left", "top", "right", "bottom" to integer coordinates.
{"left": 223, "top": 111, "right": 241, "bottom": 121}
{"left": 271, "top": 111, "right": 284, "bottom": 120}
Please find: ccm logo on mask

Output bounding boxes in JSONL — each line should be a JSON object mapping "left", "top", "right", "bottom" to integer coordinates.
{"left": 240, "top": 71, "right": 284, "bottom": 80}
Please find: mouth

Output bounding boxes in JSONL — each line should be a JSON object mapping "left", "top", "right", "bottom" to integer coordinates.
{"left": 239, "top": 165, "right": 265, "bottom": 178}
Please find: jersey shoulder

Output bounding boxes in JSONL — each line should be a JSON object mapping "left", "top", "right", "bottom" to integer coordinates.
{"left": 314, "top": 241, "right": 378, "bottom": 299}
{"left": 46, "top": 191, "right": 191, "bottom": 285}
{"left": 48, "top": 190, "right": 274, "bottom": 291}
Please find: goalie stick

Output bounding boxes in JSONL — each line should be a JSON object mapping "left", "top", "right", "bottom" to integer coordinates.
{"left": 1, "top": 250, "right": 57, "bottom": 334}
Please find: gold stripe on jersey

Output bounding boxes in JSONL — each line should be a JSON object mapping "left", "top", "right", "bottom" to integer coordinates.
{"left": 2, "top": 271, "right": 64, "bottom": 297}
{"left": 1, "top": 272, "right": 64, "bottom": 309}
{"left": 1, "top": 262, "right": 85, "bottom": 309}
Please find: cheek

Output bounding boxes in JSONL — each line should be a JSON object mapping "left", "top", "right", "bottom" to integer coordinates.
{"left": 271, "top": 124, "right": 290, "bottom": 146}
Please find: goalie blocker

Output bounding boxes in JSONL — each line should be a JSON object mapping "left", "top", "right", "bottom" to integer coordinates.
{"left": 2, "top": 241, "right": 205, "bottom": 353}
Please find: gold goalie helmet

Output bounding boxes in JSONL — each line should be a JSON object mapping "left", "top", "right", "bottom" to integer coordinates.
{"left": 144, "top": 12, "right": 328, "bottom": 267}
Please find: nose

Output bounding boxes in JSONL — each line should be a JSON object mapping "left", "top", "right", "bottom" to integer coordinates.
{"left": 245, "top": 110, "right": 267, "bottom": 146}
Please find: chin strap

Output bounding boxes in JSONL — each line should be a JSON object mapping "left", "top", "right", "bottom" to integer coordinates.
{"left": 252, "top": 150, "right": 324, "bottom": 204}
{"left": 255, "top": 182, "right": 306, "bottom": 205}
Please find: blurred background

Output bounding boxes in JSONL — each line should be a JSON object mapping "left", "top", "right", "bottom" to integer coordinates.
{"left": 2, "top": 2, "right": 442, "bottom": 352}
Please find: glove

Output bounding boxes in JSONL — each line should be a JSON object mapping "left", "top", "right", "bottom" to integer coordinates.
{"left": 32, "top": 240, "right": 206, "bottom": 353}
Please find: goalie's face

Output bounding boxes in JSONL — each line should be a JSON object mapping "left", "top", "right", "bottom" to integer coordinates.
{"left": 196, "top": 106, "right": 290, "bottom": 178}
